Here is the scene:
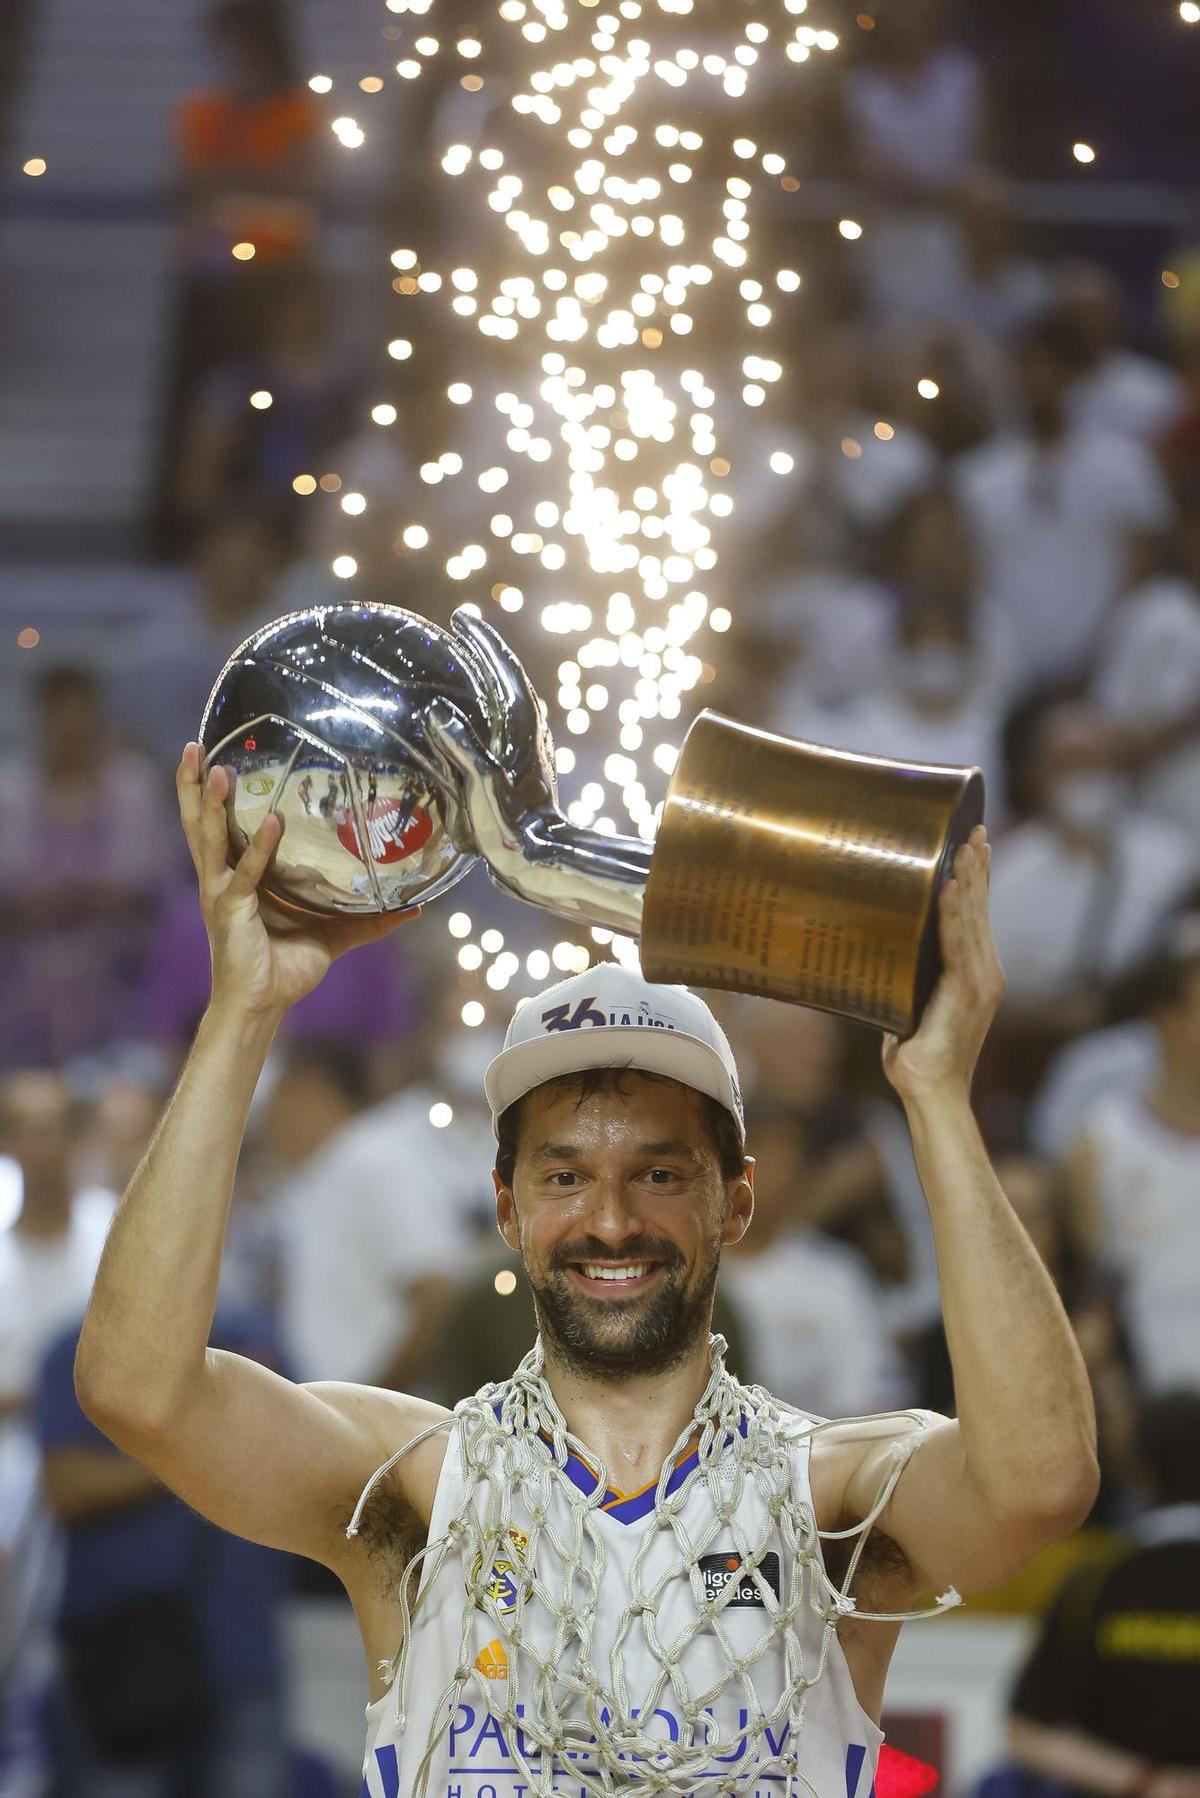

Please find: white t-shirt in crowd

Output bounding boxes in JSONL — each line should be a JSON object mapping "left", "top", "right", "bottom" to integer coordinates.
{"left": 734, "top": 414, "right": 936, "bottom": 548}
{"left": 1077, "top": 1090, "right": 1200, "bottom": 1391}
{"left": 842, "top": 46, "right": 983, "bottom": 326}
{"left": 275, "top": 1086, "right": 487, "bottom": 1386}
{"left": 954, "top": 426, "right": 1171, "bottom": 687}
{"left": 0, "top": 1186, "right": 115, "bottom": 1406}
{"left": 988, "top": 814, "right": 1199, "bottom": 1003}
{"left": 834, "top": 415, "right": 937, "bottom": 530}
{"left": 1069, "top": 350, "right": 1186, "bottom": 446}
{"left": 1028, "top": 1021, "right": 1159, "bottom": 1160}
{"left": 861, "top": 1102, "right": 941, "bottom": 1340}
{"left": 843, "top": 47, "right": 982, "bottom": 188}
{"left": 931, "top": 249, "right": 1052, "bottom": 345}
{"left": 721, "top": 1230, "right": 908, "bottom": 1417}
{"left": 1092, "top": 575, "right": 1200, "bottom": 839}
{"left": 762, "top": 568, "right": 895, "bottom": 715}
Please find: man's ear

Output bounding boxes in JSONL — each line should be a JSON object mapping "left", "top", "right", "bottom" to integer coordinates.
{"left": 494, "top": 1168, "right": 520, "bottom": 1253}
{"left": 722, "top": 1154, "right": 754, "bottom": 1246}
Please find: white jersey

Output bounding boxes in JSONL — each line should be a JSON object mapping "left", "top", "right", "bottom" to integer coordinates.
{"left": 1083, "top": 1090, "right": 1200, "bottom": 1391}
{"left": 360, "top": 1378, "right": 894, "bottom": 1798}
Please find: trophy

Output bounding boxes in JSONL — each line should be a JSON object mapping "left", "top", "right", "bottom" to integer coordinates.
{"left": 199, "top": 603, "right": 983, "bottom": 1036}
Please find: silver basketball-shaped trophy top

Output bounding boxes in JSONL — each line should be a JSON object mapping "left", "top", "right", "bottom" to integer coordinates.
{"left": 198, "top": 604, "right": 489, "bottom": 915}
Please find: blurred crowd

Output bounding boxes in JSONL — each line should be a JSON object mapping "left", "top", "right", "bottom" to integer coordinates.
{"left": 3, "top": 0, "right": 1200, "bottom": 1793}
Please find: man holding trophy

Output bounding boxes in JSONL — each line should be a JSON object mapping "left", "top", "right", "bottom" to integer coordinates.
{"left": 74, "top": 605, "right": 1101, "bottom": 1798}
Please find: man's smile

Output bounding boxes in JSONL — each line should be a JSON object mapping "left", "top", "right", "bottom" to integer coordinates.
{"left": 567, "top": 1261, "right": 667, "bottom": 1296}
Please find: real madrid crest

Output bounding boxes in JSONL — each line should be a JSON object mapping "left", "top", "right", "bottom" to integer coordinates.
{"left": 472, "top": 1526, "right": 532, "bottom": 1616}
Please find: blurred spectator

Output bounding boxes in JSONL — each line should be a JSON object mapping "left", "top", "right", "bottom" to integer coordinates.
{"left": 766, "top": 482, "right": 1005, "bottom": 739}
{"left": 138, "top": 886, "right": 425, "bottom": 1091}
{"left": 1089, "top": 512, "right": 1200, "bottom": 841}
{"left": 151, "top": 0, "right": 322, "bottom": 554}
{"left": 764, "top": 323, "right": 937, "bottom": 565}
{"left": 1028, "top": 1018, "right": 1157, "bottom": 1163}
{"left": 778, "top": 591, "right": 1006, "bottom": 813}
{"left": 877, "top": 482, "right": 1017, "bottom": 685}
{"left": 1058, "top": 263, "right": 1187, "bottom": 446}
{"left": 0, "top": 1072, "right": 114, "bottom": 1424}
{"left": 955, "top": 314, "right": 1172, "bottom": 690}
{"left": 1003, "top": 1389, "right": 1200, "bottom": 1796}
{"left": 721, "top": 1101, "right": 908, "bottom": 1417}
{"left": 759, "top": 561, "right": 894, "bottom": 724}
{"left": 249, "top": 1037, "right": 473, "bottom": 1798}
{"left": 173, "top": 273, "right": 358, "bottom": 549}
{"left": 888, "top": 322, "right": 1005, "bottom": 461}
{"left": 726, "top": 999, "right": 915, "bottom": 1297}
{"left": 0, "top": 1427, "right": 58, "bottom": 1798}
{"left": 0, "top": 666, "right": 172, "bottom": 1070}
{"left": 72, "top": 1068, "right": 168, "bottom": 1201}
{"left": 989, "top": 703, "right": 1198, "bottom": 1058}
{"left": 1064, "top": 917, "right": 1200, "bottom": 1396}
{"left": 878, "top": 478, "right": 972, "bottom": 604}
{"left": 937, "top": 175, "right": 1053, "bottom": 346}
{"left": 1028, "top": 902, "right": 1200, "bottom": 1165}
{"left": 408, "top": 989, "right": 517, "bottom": 1242}
{"left": 264, "top": 1040, "right": 468, "bottom": 1391}
{"left": 36, "top": 1315, "right": 287, "bottom": 1798}
{"left": 111, "top": 513, "right": 285, "bottom": 762}
{"left": 776, "top": 482, "right": 1010, "bottom": 806}
{"left": 177, "top": 1, "right": 319, "bottom": 269}
{"left": 835, "top": 0, "right": 990, "bottom": 326}
{"left": 1157, "top": 323, "right": 1200, "bottom": 505}
{"left": 912, "top": 1152, "right": 1135, "bottom": 1519}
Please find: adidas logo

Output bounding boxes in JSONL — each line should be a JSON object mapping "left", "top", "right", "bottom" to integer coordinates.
{"left": 473, "top": 1639, "right": 509, "bottom": 1680}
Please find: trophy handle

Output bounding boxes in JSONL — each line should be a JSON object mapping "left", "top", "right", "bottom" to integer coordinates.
{"left": 640, "top": 712, "right": 984, "bottom": 1037}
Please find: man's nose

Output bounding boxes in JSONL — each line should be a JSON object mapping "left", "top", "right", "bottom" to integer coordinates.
{"left": 582, "top": 1174, "right": 646, "bottom": 1246}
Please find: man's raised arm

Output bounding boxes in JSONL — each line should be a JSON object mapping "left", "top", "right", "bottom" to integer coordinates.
{"left": 74, "top": 744, "right": 433, "bottom": 1566}
{"left": 833, "top": 828, "right": 1100, "bottom": 1599}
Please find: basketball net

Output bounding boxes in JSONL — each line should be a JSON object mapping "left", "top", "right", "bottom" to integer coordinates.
{"left": 348, "top": 1336, "right": 961, "bottom": 1797}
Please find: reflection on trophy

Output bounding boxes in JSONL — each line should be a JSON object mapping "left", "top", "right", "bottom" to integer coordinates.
{"left": 200, "top": 602, "right": 983, "bottom": 1037}
{"left": 199, "top": 606, "right": 488, "bottom": 916}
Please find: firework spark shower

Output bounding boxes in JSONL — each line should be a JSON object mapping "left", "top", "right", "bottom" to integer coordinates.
{"left": 327, "top": 0, "right": 839, "bottom": 1021}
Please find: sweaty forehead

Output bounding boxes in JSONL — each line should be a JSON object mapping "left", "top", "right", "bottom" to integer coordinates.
{"left": 517, "top": 1074, "right": 711, "bottom": 1160}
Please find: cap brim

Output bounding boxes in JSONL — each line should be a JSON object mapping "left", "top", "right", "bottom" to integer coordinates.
{"left": 485, "top": 1027, "right": 744, "bottom": 1140}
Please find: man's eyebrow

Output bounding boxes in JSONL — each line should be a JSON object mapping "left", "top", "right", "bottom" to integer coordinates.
{"left": 530, "top": 1142, "right": 585, "bottom": 1162}
{"left": 636, "top": 1139, "right": 703, "bottom": 1162}
{"left": 529, "top": 1138, "right": 703, "bottom": 1163}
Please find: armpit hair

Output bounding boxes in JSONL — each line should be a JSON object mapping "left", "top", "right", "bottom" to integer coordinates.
{"left": 338, "top": 1470, "right": 428, "bottom": 1597}
{"left": 821, "top": 1525, "right": 915, "bottom": 1611}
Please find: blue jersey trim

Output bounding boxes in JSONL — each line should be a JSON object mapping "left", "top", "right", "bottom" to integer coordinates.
{"left": 491, "top": 1401, "right": 749, "bottom": 1526}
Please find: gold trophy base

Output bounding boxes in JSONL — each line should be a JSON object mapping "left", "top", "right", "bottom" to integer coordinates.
{"left": 641, "top": 712, "right": 985, "bottom": 1037}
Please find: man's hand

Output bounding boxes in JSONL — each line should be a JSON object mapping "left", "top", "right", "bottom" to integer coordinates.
{"left": 882, "top": 826, "right": 1005, "bottom": 1103}
{"left": 177, "top": 744, "right": 416, "bottom": 1021}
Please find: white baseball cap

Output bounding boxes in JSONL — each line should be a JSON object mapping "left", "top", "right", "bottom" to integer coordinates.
{"left": 484, "top": 963, "right": 744, "bottom": 1141}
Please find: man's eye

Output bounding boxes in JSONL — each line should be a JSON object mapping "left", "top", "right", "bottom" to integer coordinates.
{"left": 647, "top": 1167, "right": 679, "bottom": 1184}
{"left": 548, "top": 1171, "right": 580, "bottom": 1188}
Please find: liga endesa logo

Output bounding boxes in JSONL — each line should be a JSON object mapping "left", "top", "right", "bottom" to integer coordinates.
{"left": 336, "top": 797, "right": 434, "bottom": 865}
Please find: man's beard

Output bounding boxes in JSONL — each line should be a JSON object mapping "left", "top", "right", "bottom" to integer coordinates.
{"left": 528, "top": 1234, "right": 721, "bottom": 1379}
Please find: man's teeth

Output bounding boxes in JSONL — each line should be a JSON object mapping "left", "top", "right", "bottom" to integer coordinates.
{"left": 581, "top": 1263, "right": 650, "bottom": 1282}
